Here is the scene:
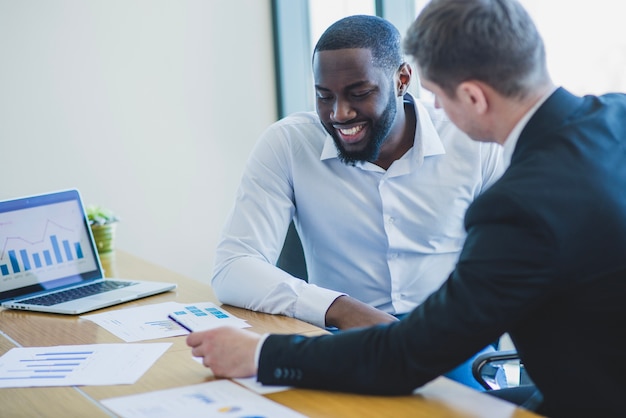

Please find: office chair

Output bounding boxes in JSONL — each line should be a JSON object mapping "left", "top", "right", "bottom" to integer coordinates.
{"left": 472, "top": 349, "right": 544, "bottom": 411}
{"left": 277, "top": 222, "right": 308, "bottom": 281}
{"left": 472, "top": 349, "right": 534, "bottom": 390}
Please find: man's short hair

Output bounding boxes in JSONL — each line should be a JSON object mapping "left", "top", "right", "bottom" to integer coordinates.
{"left": 404, "top": 0, "right": 548, "bottom": 98}
{"left": 314, "top": 15, "right": 404, "bottom": 75}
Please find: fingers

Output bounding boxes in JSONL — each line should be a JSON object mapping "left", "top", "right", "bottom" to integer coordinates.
{"left": 185, "top": 327, "right": 232, "bottom": 365}
{"left": 185, "top": 330, "right": 210, "bottom": 367}
{"left": 190, "top": 344, "right": 204, "bottom": 359}
{"left": 185, "top": 330, "right": 206, "bottom": 348}
{"left": 183, "top": 326, "right": 260, "bottom": 378}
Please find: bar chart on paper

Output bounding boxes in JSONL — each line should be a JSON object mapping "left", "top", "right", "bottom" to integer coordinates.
{"left": 0, "top": 343, "right": 171, "bottom": 387}
{"left": 1, "top": 348, "right": 95, "bottom": 382}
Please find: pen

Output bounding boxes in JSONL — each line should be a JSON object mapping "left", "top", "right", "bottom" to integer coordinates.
{"left": 168, "top": 314, "right": 194, "bottom": 333}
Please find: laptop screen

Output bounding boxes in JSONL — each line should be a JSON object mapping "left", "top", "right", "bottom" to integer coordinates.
{"left": 0, "top": 190, "right": 101, "bottom": 302}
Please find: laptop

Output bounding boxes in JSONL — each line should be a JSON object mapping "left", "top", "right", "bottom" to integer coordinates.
{"left": 0, "top": 189, "right": 176, "bottom": 314}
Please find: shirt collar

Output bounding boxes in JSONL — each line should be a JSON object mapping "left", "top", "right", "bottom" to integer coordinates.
{"left": 501, "top": 86, "right": 557, "bottom": 169}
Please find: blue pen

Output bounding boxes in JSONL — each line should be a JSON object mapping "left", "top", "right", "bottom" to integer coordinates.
{"left": 168, "top": 314, "right": 194, "bottom": 333}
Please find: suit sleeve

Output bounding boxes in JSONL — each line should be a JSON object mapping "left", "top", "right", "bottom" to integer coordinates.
{"left": 257, "top": 187, "right": 557, "bottom": 394}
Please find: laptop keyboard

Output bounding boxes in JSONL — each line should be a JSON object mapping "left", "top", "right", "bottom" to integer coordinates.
{"left": 20, "top": 281, "right": 135, "bottom": 306}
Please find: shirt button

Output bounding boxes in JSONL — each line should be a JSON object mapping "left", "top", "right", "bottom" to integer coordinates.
{"left": 388, "top": 217, "right": 395, "bottom": 224}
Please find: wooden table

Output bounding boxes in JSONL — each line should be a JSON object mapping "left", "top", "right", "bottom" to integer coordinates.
{"left": 0, "top": 250, "right": 542, "bottom": 417}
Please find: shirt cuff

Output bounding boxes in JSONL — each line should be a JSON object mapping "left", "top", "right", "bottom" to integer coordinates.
{"left": 296, "top": 287, "right": 347, "bottom": 328}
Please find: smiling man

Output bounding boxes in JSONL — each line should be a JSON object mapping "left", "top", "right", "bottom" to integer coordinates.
{"left": 315, "top": 47, "right": 411, "bottom": 169}
{"left": 210, "top": 14, "right": 503, "bottom": 389}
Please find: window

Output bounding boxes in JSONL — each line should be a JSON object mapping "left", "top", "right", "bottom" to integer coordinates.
{"left": 308, "top": 1, "right": 376, "bottom": 53}
{"left": 408, "top": 1, "right": 626, "bottom": 100}
{"left": 272, "top": 0, "right": 418, "bottom": 117}
{"left": 520, "top": 0, "right": 626, "bottom": 95}
{"left": 273, "top": 0, "right": 625, "bottom": 118}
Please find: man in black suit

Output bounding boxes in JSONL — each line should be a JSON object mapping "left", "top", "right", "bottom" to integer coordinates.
{"left": 187, "top": 0, "right": 626, "bottom": 416}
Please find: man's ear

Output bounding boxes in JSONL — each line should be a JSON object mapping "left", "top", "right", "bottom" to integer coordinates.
{"left": 396, "top": 63, "right": 412, "bottom": 96}
{"left": 457, "top": 81, "right": 488, "bottom": 114}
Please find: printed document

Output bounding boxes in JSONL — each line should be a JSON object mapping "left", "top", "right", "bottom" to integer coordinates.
{"left": 101, "top": 379, "right": 306, "bottom": 418}
{"left": 0, "top": 343, "right": 170, "bottom": 388}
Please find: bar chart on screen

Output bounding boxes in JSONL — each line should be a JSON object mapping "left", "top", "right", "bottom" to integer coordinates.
{"left": 0, "top": 199, "right": 96, "bottom": 285}
{"left": 1, "top": 230, "right": 87, "bottom": 273}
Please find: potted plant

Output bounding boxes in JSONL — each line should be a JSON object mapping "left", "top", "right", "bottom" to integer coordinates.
{"left": 86, "top": 205, "right": 119, "bottom": 255}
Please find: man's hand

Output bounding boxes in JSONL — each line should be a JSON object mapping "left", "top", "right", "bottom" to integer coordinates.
{"left": 186, "top": 326, "right": 260, "bottom": 378}
{"left": 325, "top": 295, "right": 399, "bottom": 330}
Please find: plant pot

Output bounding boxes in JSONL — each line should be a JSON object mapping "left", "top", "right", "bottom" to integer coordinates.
{"left": 91, "top": 222, "right": 117, "bottom": 255}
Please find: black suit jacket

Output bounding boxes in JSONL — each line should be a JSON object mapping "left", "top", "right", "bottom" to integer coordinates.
{"left": 258, "top": 88, "right": 626, "bottom": 417}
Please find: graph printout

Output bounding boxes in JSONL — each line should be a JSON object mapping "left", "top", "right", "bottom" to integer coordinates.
{"left": 0, "top": 343, "right": 171, "bottom": 388}
{"left": 82, "top": 301, "right": 190, "bottom": 342}
{"left": 167, "top": 302, "right": 250, "bottom": 332}
{"left": 102, "top": 379, "right": 307, "bottom": 418}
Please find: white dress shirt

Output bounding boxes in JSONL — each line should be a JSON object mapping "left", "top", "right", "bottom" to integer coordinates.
{"left": 212, "top": 95, "right": 504, "bottom": 328}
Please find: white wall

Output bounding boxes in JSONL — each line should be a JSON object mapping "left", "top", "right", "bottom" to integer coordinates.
{"left": 0, "top": 0, "right": 277, "bottom": 283}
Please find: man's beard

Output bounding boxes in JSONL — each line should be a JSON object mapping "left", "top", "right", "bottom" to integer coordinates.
{"left": 328, "top": 88, "right": 397, "bottom": 166}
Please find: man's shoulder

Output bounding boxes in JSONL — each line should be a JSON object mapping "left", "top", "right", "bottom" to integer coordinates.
{"left": 264, "top": 112, "right": 327, "bottom": 144}
{"left": 414, "top": 98, "right": 465, "bottom": 144}
{"left": 415, "top": 100, "right": 501, "bottom": 158}
{"left": 412, "top": 98, "right": 503, "bottom": 181}
{"left": 416, "top": 99, "right": 449, "bottom": 125}
{"left": 255, "top": 111, "right": 328, "bottom": 158}
{"left": 275, "top": 111, "right": 323, "bottom": 129}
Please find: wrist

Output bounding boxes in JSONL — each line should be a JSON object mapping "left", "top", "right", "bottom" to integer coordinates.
{"left": 254, "top": 333, "right": 270, "bottom": 374}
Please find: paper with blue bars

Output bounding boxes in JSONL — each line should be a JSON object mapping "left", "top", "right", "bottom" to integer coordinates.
{"left": 0, "top": 343, "right": 170, "bottom": 388}
{"left": 168, "top": 302, "right": 249, "bottom": 332}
